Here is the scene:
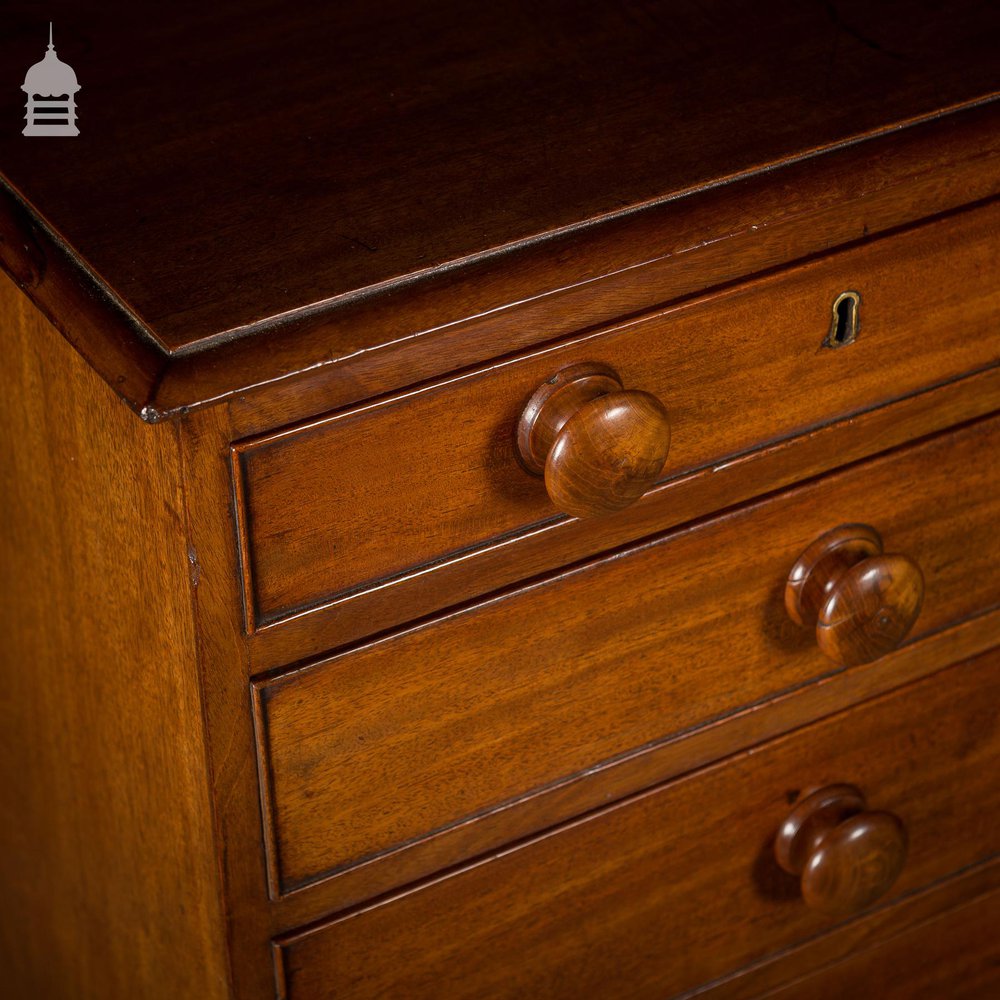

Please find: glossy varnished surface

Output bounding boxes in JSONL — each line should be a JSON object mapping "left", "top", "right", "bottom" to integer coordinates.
{"left": 273, "top": 649, "right": 1000, "bottom": 999}
{"left": 786, "top": 525, "right": 925, "bottom": 666}
{"left": 254, "top": 414, "right": 1000, "bottom": 897}
{"left": 1, "top": 4, "right": 999, "bottom": 415}
{"left": 774, "top": 784, "right": 908, "bottom": 916}
{"left": 517, "top": 363, "right": 671, "bottom": 519}
{"left": 2, "top": 0, "right": 998, "bottom": 351}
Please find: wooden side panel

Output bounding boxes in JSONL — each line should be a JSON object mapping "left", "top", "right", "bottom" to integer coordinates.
{"left": 0, "top": 275, "right": 230, "bottom": 998}
{"left": 256, "top": 413, "right": 1000, "bottom": 895}
{"left": 274, "top": 649, "right": 1000, "bottom": 1000}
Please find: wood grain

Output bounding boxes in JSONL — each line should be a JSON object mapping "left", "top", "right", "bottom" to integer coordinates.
{"left": 0, "top": 6, "right": 997, "bottom": 995}
{"left": 0, "top": 188, "right": 165, "bottom": 414}
{"left": 177, "top": 403, "right": 274, "bottom": 1000}
{"left": 273, "top": 648, "right": 1000, "bottom": 1000}
{"left": 0, "top": 276, "right": 230, "bottom": 996}
{"left": 181, "top": 401, "right": 999, "bottom": 994}
{"left": 255, "top": 413, "right": 1000, "bottom": 896}
{"left": 236, "top": 200, "right": 1000, "bottom": 634}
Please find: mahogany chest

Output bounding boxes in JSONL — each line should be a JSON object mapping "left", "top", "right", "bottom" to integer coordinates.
{"left": 1, "top": 2, "right": 998, "bottom": 997}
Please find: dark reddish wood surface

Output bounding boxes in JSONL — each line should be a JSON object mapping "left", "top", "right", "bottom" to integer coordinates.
{"left": 272, "top": 648, "right": 1000, "bottom": 1000}
{"left": 816, "top": 553, "right": 924, "bottom": 666}
{"left": 254, "top": 413, "right": 1000, "bottom": 896}
{"left": 236, "top": 200, "right": 1000, "bottom": 643}
{"left": 0, "top": 4, "right": 999, "bottom": 416}
{"left": 219, "top": 108, "right": 1000, "bottom": 435}
{"left": 3, "top": 0, "right": 998, "bottom": 351}
{"left": 0, "top": 272, "right": 229, "bottom": 995}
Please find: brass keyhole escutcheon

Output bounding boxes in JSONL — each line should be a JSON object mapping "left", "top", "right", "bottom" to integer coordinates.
{"left": 824, "top": 290, "right": 861, "bottom": 348}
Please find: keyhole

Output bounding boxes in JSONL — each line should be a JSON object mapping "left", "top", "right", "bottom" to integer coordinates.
{"left": 824, "top": 291, "right": 860, "bottom": 348}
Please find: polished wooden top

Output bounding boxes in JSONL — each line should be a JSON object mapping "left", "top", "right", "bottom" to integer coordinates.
{"left": 1, "top": 0, "right": 999, "bottom": 418}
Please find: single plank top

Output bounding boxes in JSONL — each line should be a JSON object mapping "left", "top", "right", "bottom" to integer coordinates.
{"left": 1, "top": 0, "right": 999, "bottom": 416}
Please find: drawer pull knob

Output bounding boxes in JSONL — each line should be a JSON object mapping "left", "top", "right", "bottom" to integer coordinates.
{"left": 517, "top": 362, "right": 670, "bottom": 519}
{"left": 785, "top": 523, "right": 924, "bottom": 666}
{"left": 775, "top": 783, "right": 907, "bottom": 917}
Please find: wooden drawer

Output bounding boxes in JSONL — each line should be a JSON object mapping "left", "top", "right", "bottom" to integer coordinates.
{"left": 253, "top": 413, "right": 1000, "bottom": 898}
{"left": 764, "top": 887, "right": 1000, "bottom": 1000}
{"left": 272, "top": 647, "right": 1000, "bottom": 1000}
{"left": 235, "top": 202, "right": 1000, "bottom": 648}
{"left": 698, "top": 856, "right": 1000, "bottom": 999}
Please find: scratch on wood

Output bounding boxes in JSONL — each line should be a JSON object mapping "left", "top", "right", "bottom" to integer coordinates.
{"left": 823, "top": 2, "right": 908, "bottom": 61}
{"left": 337, "top": 233, "right": 378, "bottom": 253}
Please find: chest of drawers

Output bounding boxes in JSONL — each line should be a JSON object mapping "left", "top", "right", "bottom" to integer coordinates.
{"left": 1, "top": 3, "right": 999, "bottom": 998}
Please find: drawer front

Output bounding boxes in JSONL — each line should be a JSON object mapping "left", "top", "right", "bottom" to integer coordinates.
{"left": 254, "top": 413, "right": 1000, "bottom": 896}
{"left": 273, "top": 648, "right": 1000, "bottom": 1000}
{"left": 236, "top": 202, "right": 1000, "bottom": 635}
{"left": 765, "top": 887, "right": 1000, "bottom": 1000}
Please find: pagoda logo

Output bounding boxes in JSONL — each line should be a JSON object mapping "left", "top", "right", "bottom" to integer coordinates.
{"left": 22, "top": 24, "right": 80, "bottom": 137}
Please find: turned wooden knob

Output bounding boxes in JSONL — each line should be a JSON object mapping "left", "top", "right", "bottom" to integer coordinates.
{"left": 517, "top": 362, "right": 670, "bottom": 519}
{"left": 785, "top": 524, "right": 924, "bottom": 667}
{"left": 775, "top": 784, "right": 907, "bottom": 917}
